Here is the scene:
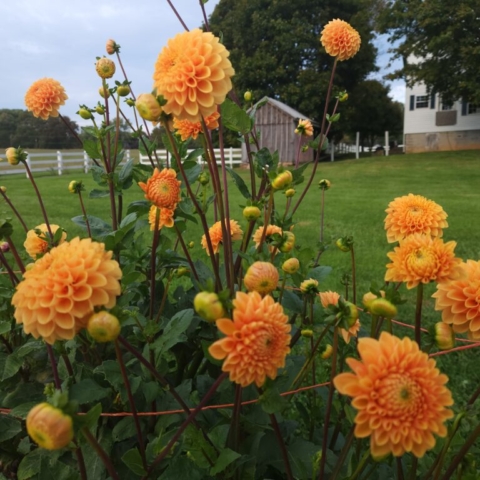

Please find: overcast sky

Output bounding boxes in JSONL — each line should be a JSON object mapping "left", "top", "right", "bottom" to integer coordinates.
{"left": 0, "top": 0, "right": 404, "bottom": 126}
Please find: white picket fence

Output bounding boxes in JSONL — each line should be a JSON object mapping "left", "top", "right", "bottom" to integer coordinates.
{"left": 139, "top": 148, "right": 242, "bottom": 167}
{"left": 0, "top": 150, "right": 131, "bottom": 177}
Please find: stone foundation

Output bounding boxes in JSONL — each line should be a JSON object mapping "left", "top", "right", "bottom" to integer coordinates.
{"left": 405, "top": 130, "right": 480, "bottom": 154}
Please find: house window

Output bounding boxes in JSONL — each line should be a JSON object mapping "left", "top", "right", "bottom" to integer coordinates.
{"left": 441, "top": 101, "right": 453, "bottom": 111}
{"left": 415, "top": 95, "right": 429, "bottom": 108}
{"left": 468, "top": 103, "right": 478, "bottom": 114}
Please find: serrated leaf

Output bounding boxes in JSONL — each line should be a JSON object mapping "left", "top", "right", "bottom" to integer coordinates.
{"left": 0, "top": 321, "right": 11, "bottom": 335}
{"left": 2, "top": 353, "right": 22, "bottom": 381}
{"left": 83, "top": 138, "right": 101, "bottom": 160}
{"left": 221, "top": 98, "right": 253, "bottom": 134}
{"left": 88, "top": 189, "right": 110, "bottom": 198}
{"left": 71, "top": 215, "right": 111, "bottom": 237}
{"left": 70, "top": 379, "right": 111, "bottom": 405}
{"left": 122, "top": 448, "right": 147, "bottom": 476}
{"left": 119, "top": 159, "right": 134, "bottom": 185}
{"left": 281, "top": 289, "right": 304, "bottom": 314}
{"left": 258, "top": 387, "right": 287, "bottom": 414}
{"left": 227, "top": 167, "right": 251, "bottom": 199}
{"left": 210, "top": 448, "right": 241, "bottom": 475}
{"left": 151, "top": 309, "right": 194, "bottom": 353}
{"left": 112, "top": 417, "right": 137, "bottom": 442}
{"left": 306, "top": 266, "right": 332, "bottom": 284}
{"left": 0, "top": 416, "right": 22, "bottom": 441}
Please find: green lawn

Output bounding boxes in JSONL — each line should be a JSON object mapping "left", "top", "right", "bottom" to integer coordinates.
{"left": 1, "top": 149, "right": 480, "bottom": 401}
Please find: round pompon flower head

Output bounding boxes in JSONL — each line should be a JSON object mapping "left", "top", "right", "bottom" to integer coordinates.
{"left": 295, "top": 119, "right": 314, "bottom": 137}
{"left": 321, "top": 19, "right": 361, "bottom": 61}
{"left": 173, "top": 111, "right": 220, "bottom": 141}
{"left": 209, "top": 291, "right": 291, "bottom": 387}
{"left": 385, "top": 234, "right": 461, "bottom": 289}
{"left": 95, "top": 58, "right": 116, "bottom": 79}
{"left": 26, "top": 403, "right": 73, "bottom": 450}
{"left": 12, "top": 238, "right": 122, "bottom": 344}
{"left": 432, "top": 260, "right": 480, "bottom": 340}
{"left": 384, "top": 194, "right": 448, "bottom": 243}
{"left": 153, "top": 29, "right": 235, "bottom": 122}
{"left": 244, "top": 261, "right": 279, "bottom": 296}
{"left": 334, "top": 332, "right": 454, "bottom": 458}
{"left": 24, "top": 224, "right": 67, "bottom": 260}
{"left": 138, "top": 168, "right": 181, "bottom": 210}
{"left": 25, "top": 78, "right": 68, "bottom": 120}
{"left": 201, "top": 219, "right": 243, "bottom": 256}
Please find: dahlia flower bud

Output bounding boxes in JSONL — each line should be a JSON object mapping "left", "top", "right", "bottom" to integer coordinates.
{"left": 125, "top": 98, "right": 135, "bottom": 107}
{"left": 301, "top": 329, "right": 313, "bottom": 338}
{"left": 1, "top": 242, "right": 9, "bottom": 253}
{"left": 343, "top": 302, "right": 359, "bottom": 328}
{"left": 279, "top": 231, "right": 295, "bottom": 253}
{"left": 194, "top": 292, "right": 225, "bottom": 322}
{"left": 26, "top": 403, "right": 74, "bottom": 450}
{"left": 95, "top": 104, "right": 105, "bottom": 115}
{"left": 244, "top": 261, "right": 279, "bottom": 296}
{"left": 187, "top": 241, "right": 194, "bottom": 249}
{"left": 362, "top": 291, "right": 378, "bottom": 309}
{"left": 285, "top": 188, "right": 295, "bottom": 198}
{"left": 95, "top": 58, "right": 116, "bottom": 79}
{"left": 78, "top": 108, "right": 92, "bottom": 120}
{"left": 318, "top": 179, "right": 331, "bottom": 190}
{"left": 368, "top": 298, "right": 397, "bottom": 319}
{"left": 282, "top": 258, "right": 300, "bottom": 274}
{"left": 434, "top": 323, "right": 455, "bottom": 351}
{"left": 198, "top": 172, "right": 210, "bottom": 186}
{"left": 175, "top": 267, "right": 190, "bottom": 277}
{"left": 117, "top": 85, "right": 131, "bottom": 97}
{"left": 338, "top": 91, "right": 349, "bottom": 102}
{"left": 5, "top": 147, "right": 21, "bottom": 165}
{"left": 335, "top": 236, "right": 353, "bottom": 252}
{"left": 99, "top": 86, "right": 110, "bottom": 98}
{"left": 136, "top": 93, "right": 163, "bottom": 122}
{"left": 87, "top": 311, "right": 121, "bottom": 342}
{"left": 321, "top": 344, "right": 333, "bottom": 359}
{"left": 68, "top": 180, "right": 82, "bottom": 194}
{"left": 0, "top": 186, "right": 6, "bottom": 193}
{"left": 271, "top": 170, "right": 293, "bottom": 190}
{"left": 295, "top": 119, "right": 314, "bottom": 137}
{"left": 243, "top": 205, "right": 261, "bottom": 221}
{"left": 244, "top": 91, "right": 252, "bottom": 102}
{"left": 300, "top": 278, "right": 319, "bottom": 295}
{"left": 106, "top": 39, "right": 119, "bottom": 55}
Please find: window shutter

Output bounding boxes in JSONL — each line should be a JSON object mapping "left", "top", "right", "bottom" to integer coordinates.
{"left": 409, "top": 95, "right": 415, "bottom": 111}
{"left": 461, "top": 99, "right": 467, "bottom": 116}
{"left": 430, "top": 93, "right": 436, "bottom": 109}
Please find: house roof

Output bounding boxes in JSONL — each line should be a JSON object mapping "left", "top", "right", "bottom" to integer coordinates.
{"left": 255, "top": 96, "right": 319, "bottom": 126}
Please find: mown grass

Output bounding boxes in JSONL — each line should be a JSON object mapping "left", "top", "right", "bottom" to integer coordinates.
{"left": 1, "top": 149, "right": 480, "bottom": 402}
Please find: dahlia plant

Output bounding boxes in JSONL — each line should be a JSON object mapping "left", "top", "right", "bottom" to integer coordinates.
{"left": 1, "top": 3, "right": 480, "bottom": 480}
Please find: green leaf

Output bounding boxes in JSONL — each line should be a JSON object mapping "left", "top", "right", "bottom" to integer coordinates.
{"left": 281, "top": 289, "right": 304, "bottom": 314}
{"left": 0, "top": 416, "right": 22, "bottom": 441}
{"left": 227, "top": 167, "right": 251, "bottom": 199}
{"left": 2, "top": 352, "right": 22, "bottom": 381}
{"left": 112, "top": 417, "right": 137, "bottom": 442}
{"left": 9, "top": 402, "right": 38, "bottom": 420}
{"left": 220, "top": 98, "right": 253, "bottom": 134}
{"left": 306, "top": 266, "right": 332, "bottom": 284}
{"left": 0, "top": 320, "right": 11, "bottom": 335}
{"left": 151, "top": 309, "right": 194, "bottom": 353}
{"left": 81, "top": 403, "right": 103, "bottom": 430}
{"left": 121, "top": 448, "right": 147, "bottom": 476}
{"left": 0, "top": 220, "right": 13, "bottom": 240}
{"left": 210, "top": 448, "right": 241, "bottom": 475}
{"left": 70, "top": 379, "right": 111, "bottom": 405}
{"left": 258, "top": 387, "right": 287, "bottom": 414}
{"left": 83, "top": 138, "right": 101, "bottom": 160}
{"left": 88, "top": 189, "right": 110, "bottom": 198}
{"left": 71, "top": 215, "right": 111, "bottom": 237}
{"left": 119, "top": 159, "right": 134, "bottom": 185}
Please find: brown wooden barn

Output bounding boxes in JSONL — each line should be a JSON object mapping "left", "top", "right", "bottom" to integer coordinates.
{"left": 242, "top": 96, "right": 318, "bottom": 165}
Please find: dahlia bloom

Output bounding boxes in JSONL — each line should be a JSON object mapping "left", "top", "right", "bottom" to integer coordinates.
{"left": 300, "top": 278, "right": 319, "bottom": 294}
{"left": 25, "top": 78, "right": 68, "bottom": 120}
{"left": 252, "top": 224, "right": 283, "bottom": 252}
{"left": 385, "top": 234, "right": 461, "bottom": 289}
{"left": 209, "top": 291, "right": 291, "bottom": 387}
{"left": 24, "top": 224, "right": 67, "bottom": 260}
{"left": 385, "top": 194, "right": 448, "bottom": 243}
{"left": 138, "top": 168, "right": 181, "bottom": 210}
{"left": 282, "top": 257, "right": 300, "bottom": 274}
{"left": 201, "top": 219, "right": 243, "bottom": 255}
{"left": 153, "top": 29, "right": 235, "bottom": 122}
{"left": 173, "top": 111, "right": 220, "bottom": 141}
{"left": 334, "top": 332, "right": 454, "bottom": 458}
{"left": 319, "top": 290, "right": 340, "bottom": 308}
{"left": 320, "top": 19, "right": 361, "bottom": 62}
{"left": 244, "top": 261, "right": 279, "bottom": 296}
{"left": 432, "top": 260, "right": 480, "bottom": 340}
{"left": 148, "top": 205, "right": 175, "bottom": 230}
{"left": 12, "top": 238, "right": 122, "bottom": 344}
{"left": 295, "top": 119, "right": 314, "bottom": 137}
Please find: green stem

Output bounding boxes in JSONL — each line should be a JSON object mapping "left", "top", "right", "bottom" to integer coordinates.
{"left": 81, "top": 427, "right": 119, "bottom": 480}
{"left": 350, "top": 247, "right": 357, "bottom": 305}
{"left": 149, "top": 210, "right": 160, "bottom": 320}
{"left": 408, "top": 458, "right": 418, "bottom": 480}
{"left": 415, "top": 283, "right": 424, "bottom": 347}
{"left": 278, "top": 276, "right": 287, "bottom": 304}
{"left": 46, "top": 344, "right": 61, "bottom": 390}
{"left": 348, "top": 448, "right": 371, "bottom": 480}
{"left": 74, "top": 441, "right": 88, "bottom": 480}
{"left": 330, "top": 426, "right": 354, "bottom": 479}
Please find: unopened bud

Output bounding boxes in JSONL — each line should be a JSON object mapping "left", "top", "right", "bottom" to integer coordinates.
{"left": 0, "top": 242, "right": 9, "bottom": 253}
{"left": 244, "top": 262, "right": 279, "bottom": 296}
{"left": 198, "top": 172, "right": 210, "bottom": 186}
{"left": 78, "top": 108, "right": 92, "bottom": 120}
{"left": 368, "top": 298, "right": 397, "bottom": 319}
{"left": 5, "top": 147, "right": 21, "bottom": 165}
{"left": 194, "top": 292, "right": 225, "bottom": 322}
{"left": 87, "top": 311, "right": 121, "bottom": 342}
{"left": 243, "top": 205, "right": 261, "bottom": 221}
{"left": 136, "top": 93, "right": 163, "bottom": 122}
{"left": 187, "top": 241, "right": 194, "bottom": 249}
{"left": 285, "top": 188, "right": 295, "bottom": 198}
{"left": 126, "top": 98, "right": 135, "bottom": 107}
{"left": 321, "top": 344, "right": 333, "bottom": 359}
{"left": 301, "top": 329, "right": 313, "bottom": 338}
{"left": 99, "top": 86, "right": 110, "bottom": 98}
{"left": 117, "top": 85, "right": 131, "bottom": 97}
{"left": 300, "top": 278, "right": 319, "bottom": 295}
{"left": 282, "top": 258, "right": 300, "bottom": 274}
{"left": 244, "top": 91, "right": 252, "bottom": 102}
{"left": 106, "top": 39, "right": 119, "bottom": 55}
{"left": 335, "top": 237, "right": 353, "bottom": 252}
{"left": 95, "top": 104, "right": 105, "bottom": 115}
{"left": 271, "top": 170, "right": 293, "bottom": 190}
{"left": 434, "top": 323, "right": 455, "bottom": 350}
{"left": 279, "top": 231, "right": 295, "bottom": 253}
{"left": 95, "top": 58, "right": 116, "bottom": 79}
{"left": 318, "top": 179, "right": 331, "bottom": 190}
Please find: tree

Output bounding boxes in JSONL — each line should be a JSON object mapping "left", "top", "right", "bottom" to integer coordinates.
{"left": 342, "top": 80, "right": 404, "bottom": 150}
{"left": 377, "top": 0, "right": 480, "bottom": 105}
{"left": 209, "top": 0, "right": 378, "bottom": 122}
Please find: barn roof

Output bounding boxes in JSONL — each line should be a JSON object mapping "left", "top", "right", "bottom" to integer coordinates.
{"left": 255, "top": 96, "right": 319, "bottom": 126}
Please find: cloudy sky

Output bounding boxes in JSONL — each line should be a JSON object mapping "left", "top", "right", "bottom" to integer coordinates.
{"left": 1, "top": 0, "right": 404, "bottom": 126}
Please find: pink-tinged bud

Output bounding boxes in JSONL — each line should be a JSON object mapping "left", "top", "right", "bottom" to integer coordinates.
{"left": 243, "top": 205, "right": 261, "bottom": 221}
{"left": 285, "top": 188, "right": 295, "bottom": 198}
{"left": 26, "top": 403, "right": 73, "bottom": 450}
{"left": 117, "top": 85, "right": 131, "bottom": 97}
{"left": 244, "top": 261, "right": 279, "bottom": 296}
{"left": 282, "top": 257, "right": 300, "bottom": 274}
{"left": 279, "top": 231, "right": 295, "bottom": 253}
{"left": 135, "top": 93, "right": 163, "bottom": 122}
{"left": 87, "top": 311, "right": 121, "bottom": 342}
{"left": 194, "top": 292, "right": 225, "bottom": 322}
{"left": 95, "top": 58, "right": 116, "bottom": 79}
{"left": 106, "top": 39, "right": 119, "bottom": 55}
{"left": 300, "top": 278, "right": 319, "bottom": 294}
{"left": 271, "top": 170, "right": 293, "bottom": 190}
{"left": 321, "top": 344, "right": 333, "bottom": 359}
{"left": 368, "top": 298, "right": 397, "bottom": 319}
{"left": 0, "top": 242, "right": 9, "bottom": 253}
{"left": 434, "top": 323, "right": 455, "bottom": 350}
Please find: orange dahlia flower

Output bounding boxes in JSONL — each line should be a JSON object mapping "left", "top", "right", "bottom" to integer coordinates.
{"left": 138, "top": 168, "right": 181, "bottom": 210}
{"left": 432, "top": 260, "right": 480, "bottom": 340}
{"left": 201, "top": 219, "right": 243, "bottom": 256}
{"left": 153, "top": 29, "right": 235, "bottom": 122}
{"left": 295, "top": 119, "right": 314, "bottom": 137}
{"left": 148, "top": 205, "right": 175, "bottom": 230}
{"left": 252, "top": 224, "right": 283, "bottom": 252}
{"left": 173, "top": 111, "right": 220, "bottom": 141}
{"left": 385, "top": 234, "right": 461, "bottom": 289}
{"left": 244, "top": 261, "right": 279, "bottom": 296}
{"left": 320, "top": 19, "right": 361, "bottom": 62}
{"left": 209, "top": 291, "right": 291, "bottom": 387}
{"left": 385, "top": 194, "right": 448, "bottom": 243}
{"left": 25, "top": 78, "right": 68, "bottom": 120}
{"left": 24, "top": 224, "right": 67, "bottom": 260}
{"left": 334, "top": 332, "right": 454, "bottom": 458}
{"left": 12, "top": 238, "right": 122, "bottom": 344}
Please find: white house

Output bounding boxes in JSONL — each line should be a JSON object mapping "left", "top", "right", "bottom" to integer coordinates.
{"left": 404, "top": 83, "right": 480, "bottom": 153}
